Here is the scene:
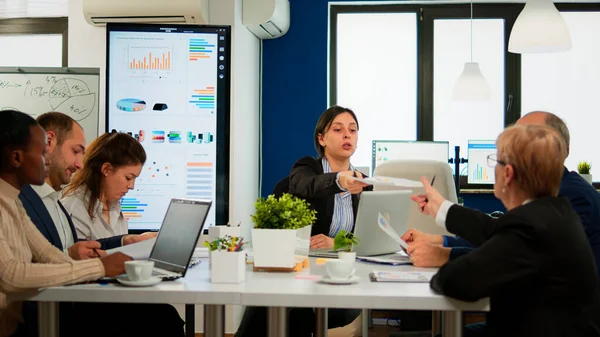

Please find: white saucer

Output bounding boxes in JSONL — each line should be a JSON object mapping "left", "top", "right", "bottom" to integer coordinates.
{"left": 116, "top": 276, "right": 162, "bottom": 287}
{"left": 319, "top": 275, "right": 360, "bottom": 285}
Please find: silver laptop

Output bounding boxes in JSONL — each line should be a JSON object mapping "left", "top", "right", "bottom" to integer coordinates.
{"left": 148, "top": 198, "right": 212, "bottom": 280}
{"left": 310, "top": 190, "right": 411, "bottom": 258}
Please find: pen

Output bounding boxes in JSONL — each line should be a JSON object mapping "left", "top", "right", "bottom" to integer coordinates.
{"left": 422, "top": 175, "right": 436, "bottom": 211}
{"left": 93, "top": 248, "right": 102, "bottom": 258}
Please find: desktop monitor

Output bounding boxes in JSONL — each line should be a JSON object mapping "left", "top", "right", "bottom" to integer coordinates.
{"left": 467, "top": 140, "right": 496, "bottom": 184}
{"left": 106, "top": 23, "right": 230, "bottom": 232}
{"left": 372, "top": 140, "right": 449, "bottom": 173}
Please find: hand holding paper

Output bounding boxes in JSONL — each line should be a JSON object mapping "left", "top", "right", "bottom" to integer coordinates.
{"left": 350, "top": 175, "right": 422, "bottom": 188}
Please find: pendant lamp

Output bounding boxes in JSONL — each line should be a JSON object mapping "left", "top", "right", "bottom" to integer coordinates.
{"left": 508, "top": 0, "right": 571, "bottom": 54}
{"left": 452, "top": 0, "right": 490, "bottom": 101}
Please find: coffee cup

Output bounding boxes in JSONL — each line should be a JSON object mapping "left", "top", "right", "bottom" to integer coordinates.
{"left": 325, "top": 259, "right": 355, "bottom": 280}
{"left": 125, "top": 260, "right": 154, "bottom": 281}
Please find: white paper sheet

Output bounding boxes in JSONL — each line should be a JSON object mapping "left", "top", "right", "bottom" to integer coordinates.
{"left": 351, "top": 175, "right": 423, "bottom": 188}
{"left": 377, "top": 212, "right": 409, "bottom": 250}
{"left": 105, "top": 237, "right": 157, "bottom": 260}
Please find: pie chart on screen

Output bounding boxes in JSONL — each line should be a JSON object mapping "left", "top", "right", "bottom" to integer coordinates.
{"left": 117, "top": 98, "right": 146, "bottom": 112}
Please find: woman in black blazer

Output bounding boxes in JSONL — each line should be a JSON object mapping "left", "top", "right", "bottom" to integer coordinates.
{"left": 289, "top": 105, "right": 371, "bottom": 249}
{"left": 413, "top": 124, "right": 600, "bottom": 337}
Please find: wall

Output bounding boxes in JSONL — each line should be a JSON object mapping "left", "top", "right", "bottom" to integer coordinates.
{"left": 68, "top": 0, "right": 260, "bottom": 332}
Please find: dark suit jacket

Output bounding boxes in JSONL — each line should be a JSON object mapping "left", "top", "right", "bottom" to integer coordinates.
{"left": 19, "top": 184, "right": 123, "bottom": 251}
{"left": 446, "top": 167, "right": 600, "bottom": 277}
{"left": 432, "top": 197, "right": 600, "bottom": 337}
{"left": 289, "top": 156, "right": 373, "bottom": 237}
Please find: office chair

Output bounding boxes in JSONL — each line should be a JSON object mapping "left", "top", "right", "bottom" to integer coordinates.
{"left": 373, "top": 159, "right": 457, "bottom": 237}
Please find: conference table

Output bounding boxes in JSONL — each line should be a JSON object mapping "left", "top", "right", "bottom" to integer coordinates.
{"left": 9, "top": 257, "right": 489, "bottom": 337}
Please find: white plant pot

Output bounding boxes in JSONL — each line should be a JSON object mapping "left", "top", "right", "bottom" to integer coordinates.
{"left": 252, "top": 226, "right": 312, "bottom": 268}
{"left": 338, "top": 251, "right": 356, "bottom": 262}
{"left": 580, "top": 173, "right": 593, "bottom": 185}
{"left": 210, "top": 250, "right": 246, "bottom": 283}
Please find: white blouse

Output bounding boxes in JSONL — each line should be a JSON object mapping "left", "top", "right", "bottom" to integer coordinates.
{"left": 61, "top": 187, "right": 128, "bottom": 241}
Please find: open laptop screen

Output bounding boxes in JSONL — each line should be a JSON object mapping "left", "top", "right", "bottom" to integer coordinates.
{"left": 150, "top": 199, "right": 211, "bottom": 272}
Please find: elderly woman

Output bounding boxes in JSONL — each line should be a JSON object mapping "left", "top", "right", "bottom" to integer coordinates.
{"left": 413, "top": 124, "right": 600, "bottom": 337}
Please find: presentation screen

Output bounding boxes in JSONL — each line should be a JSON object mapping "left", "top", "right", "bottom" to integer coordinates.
{"left": 106, "top": 23, "right": 230, "bottom": 231}
{"left": 372, "top": 140, "right": 449, "bottom": 172}
{"left": 467, "top": 140, "right": 496, "bottom": 184}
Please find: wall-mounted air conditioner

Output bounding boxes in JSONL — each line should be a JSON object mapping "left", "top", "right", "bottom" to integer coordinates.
{"left": 243, "top": 0, "right": 290, "bottom": 39}
{"left": 83, "top": 0, "right": 209, "bottom": 26}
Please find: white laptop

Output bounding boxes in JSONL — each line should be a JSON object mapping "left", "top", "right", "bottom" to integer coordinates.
{"left": 310, "top": 190, "right": 411, "bottom": 258}
{"left": 101, "top": 198, "right": 211, "bottom": 282}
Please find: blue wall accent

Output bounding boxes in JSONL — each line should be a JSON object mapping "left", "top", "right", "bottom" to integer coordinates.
{"left": 262, "top": 0, "right": 332, "bottom": 196}
{"left": 261, "top": 0, "right": 506, "bottom": 213}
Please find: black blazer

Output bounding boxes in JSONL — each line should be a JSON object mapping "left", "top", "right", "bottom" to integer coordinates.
{"left": 432, "top": 197, "right": 600, "bottom": 337}
{"left": 19, "top": 184, "right": 123, "bottom": 251}
{"left": 289, "top": 156, "right": 373, "bottom": 237}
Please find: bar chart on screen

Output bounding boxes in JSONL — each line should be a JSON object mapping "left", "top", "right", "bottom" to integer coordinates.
{"left": 186, "top": 161, "right": 213, "bottom": 199}
{"left": 467, "top": 140, "right": 496, "bottom": 184}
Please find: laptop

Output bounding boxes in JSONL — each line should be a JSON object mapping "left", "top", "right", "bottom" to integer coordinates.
{"left": 148, "top": 198, "right": 212, "bottom": 280}
{"left": 309, "top": 190, "right": 411, "bottom": 258}
{"left": 100, "top": 198, "right": 212, "bottom": 283}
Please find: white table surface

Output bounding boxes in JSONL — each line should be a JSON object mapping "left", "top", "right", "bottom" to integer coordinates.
{"left": 8, "top": 257, "right": 489, "bottom": 312}
{"left": 240, "top": 260, "right": 490, "bottom": 311}
{"left": 8, "top": 260, "right": 241, "bottom": 305}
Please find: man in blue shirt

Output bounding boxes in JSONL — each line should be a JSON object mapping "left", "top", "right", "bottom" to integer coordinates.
{"left": 403, "top": 111, "right": 600, "bottom": 277}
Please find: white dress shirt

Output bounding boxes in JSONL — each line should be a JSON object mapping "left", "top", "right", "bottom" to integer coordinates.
{"left": 61, "top": 187, "right": 128, "bottom": 241}
{"left": 30, "top": 183, "right": 74, "bottom": 253}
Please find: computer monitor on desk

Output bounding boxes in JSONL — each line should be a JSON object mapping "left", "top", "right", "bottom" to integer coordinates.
{"left": 467, "top": 140, "right": 496, "bottom": 185}
{"left": 372, "top": 140, "right": 449, "bottom": 174}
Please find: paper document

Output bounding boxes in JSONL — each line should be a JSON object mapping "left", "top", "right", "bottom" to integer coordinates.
{"left": 357, "top": 252, "right": 411, "bottom": 265}
{"left": 377, "top": 212, "right": 408, "bottom": 250}
{"left": 350, "top": 176, "right": 422, "bottom": 188}
{"left": 370, "top": 270, "right": 436, "bottom": 283}
{"left": 105, "top": 237, "right": 156, "bottom": 260}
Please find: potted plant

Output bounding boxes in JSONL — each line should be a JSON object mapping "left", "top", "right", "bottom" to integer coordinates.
{"left": 333, "top": 230, "right": 359, "bottom": 261}
{"left": 205, "top": 235, "right": 246, "bottom": 283}
{"left": 577, "top": 161, "right": 593, "bottom": 185}
{"left": 251, "top": 193, "right": 316, "bottom": 269}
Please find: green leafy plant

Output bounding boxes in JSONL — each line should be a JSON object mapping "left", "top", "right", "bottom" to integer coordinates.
{"left": 204, "top": 235, "right": 245, "bottom": 252}
{"left": 577, "top": 161, "right": 592, "bottom": 175}
{"left": 252, "top": 193, "right": 317, "bottom": 230}
{"left": 333, "top": 230, "right": 359, "bottom": 252}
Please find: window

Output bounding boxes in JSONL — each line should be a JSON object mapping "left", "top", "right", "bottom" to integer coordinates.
{"left": 333, "top": 11, "right": 418, "bottom": 169}
{"left": 521, "top": 11, "right": 600, "bottom": 180}
{"left": 433, "top": 18, "right": 506, "bottom": 175}
{"left": 0, "top": 18, "right": 68, "bottom": 67}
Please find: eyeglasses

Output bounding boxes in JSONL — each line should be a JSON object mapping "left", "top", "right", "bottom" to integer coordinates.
{"left": 487, "top": 154, "right": 507, "bottom": 168}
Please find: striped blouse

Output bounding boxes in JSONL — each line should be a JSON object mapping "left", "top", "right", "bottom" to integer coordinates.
{"left": 321, "top": 158, "right": 355, "bottom": 237}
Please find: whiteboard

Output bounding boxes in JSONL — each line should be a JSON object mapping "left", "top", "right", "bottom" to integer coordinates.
{"left": 0, "top": 67, "right": 100, "bottom": 144}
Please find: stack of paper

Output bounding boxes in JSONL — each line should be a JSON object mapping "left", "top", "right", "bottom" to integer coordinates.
{"left": 357, "top": 253, "right": 411, "bottom": 265}
{"left": 369, "top": 270, "right": 436, "bottom": 283}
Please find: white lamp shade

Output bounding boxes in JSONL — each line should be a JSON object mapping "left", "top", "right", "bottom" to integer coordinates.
{"left": 508, "top": 0, "right": 571, "bottom": 54}
{"left": 452, "top": 62, "right": 491, "bottom": 101}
